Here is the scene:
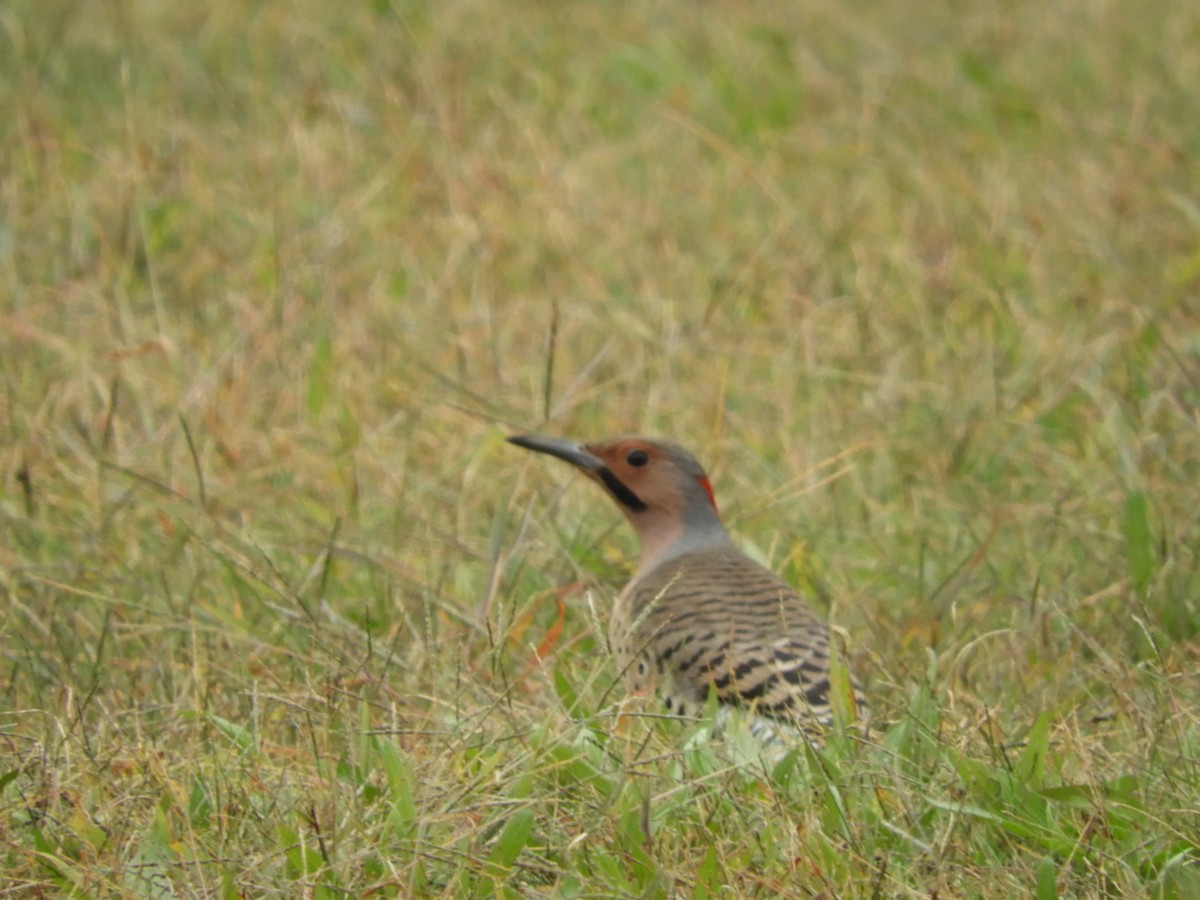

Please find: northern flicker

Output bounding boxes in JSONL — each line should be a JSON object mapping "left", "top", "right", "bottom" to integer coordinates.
{"left": 509, "top": 433, "right": 865, "bottom": 740}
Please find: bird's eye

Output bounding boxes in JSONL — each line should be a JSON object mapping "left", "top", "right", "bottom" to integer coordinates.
{"left": 626, "top": 449, "right": 649, "bottom": 467}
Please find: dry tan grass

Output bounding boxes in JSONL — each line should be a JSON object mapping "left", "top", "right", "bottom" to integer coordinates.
{"left": 2, "top": 0, "right": 1199, "bottom": 895}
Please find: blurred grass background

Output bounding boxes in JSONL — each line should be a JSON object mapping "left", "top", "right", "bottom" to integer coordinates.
{"left": 2, "top": 0, "right": 1199, "bottom": 895}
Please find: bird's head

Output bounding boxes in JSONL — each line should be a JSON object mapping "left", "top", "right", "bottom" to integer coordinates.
{"left": 508, "top": 433, "right": 729, "bottom": 566}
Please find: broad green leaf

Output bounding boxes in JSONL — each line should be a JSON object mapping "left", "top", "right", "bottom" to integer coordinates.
{"left": 1035, "top": 856, "right": 1059, "bottom": 900}
{"left": 207, "top": 713, "right": 258, "bottom": 756}
{"left": 1016, "top": 712, "right": 1051, "bottom": 785}
{"left": 1123, "top": 491, "right": 1155, "bottom": 593}
{"left": 487, "top": 808, "right": 534, "bottom": 869}
{"left": 374, "top": 738, "right": 417, "bottom": 835}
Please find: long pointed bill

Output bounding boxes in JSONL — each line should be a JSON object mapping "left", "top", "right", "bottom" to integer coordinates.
{"left": 507, "top": 433, "right": 648, "bottom": 512}
{"left": 507, "top": 434, "right": 606, "bottom": 471}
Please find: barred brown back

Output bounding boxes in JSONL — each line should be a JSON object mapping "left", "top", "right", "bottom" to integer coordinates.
{"left": 612, "top": 548, "right": 864, "bottom": 731}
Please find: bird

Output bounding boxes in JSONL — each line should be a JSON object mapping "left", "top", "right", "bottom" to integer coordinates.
{"left": 508, "top": 433, "right": 865, "bottom": 742}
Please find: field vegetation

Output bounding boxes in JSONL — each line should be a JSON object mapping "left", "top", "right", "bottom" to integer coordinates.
{"left": 3, "top": 0, "right": 1199, "bottom": 895}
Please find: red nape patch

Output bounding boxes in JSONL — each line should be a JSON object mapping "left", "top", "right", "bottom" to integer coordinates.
{"left": 696, "top": 475, "right": 717, "bottom": 511}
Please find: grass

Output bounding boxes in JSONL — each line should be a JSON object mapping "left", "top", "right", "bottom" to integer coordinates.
{"left": 2, "top": 0, "right": 1199, "bottom": 895}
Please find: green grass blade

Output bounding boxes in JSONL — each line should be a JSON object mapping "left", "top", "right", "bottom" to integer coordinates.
{"left": 1123, "top": 490, "right": 1155, "bottom": 594}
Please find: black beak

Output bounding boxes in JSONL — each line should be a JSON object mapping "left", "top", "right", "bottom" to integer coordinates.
{"left": 507, "top": 434, "right": 606, "bottom": 472}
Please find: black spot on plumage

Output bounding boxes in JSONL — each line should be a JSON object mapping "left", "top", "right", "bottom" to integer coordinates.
{"left": 659, "top": 634, "right": 694, "bottom": 664}
{"left": 804, "top": 678, "right": 831, "bottom": 706}
{"left": 677, "top": 646, "right": 708, "bottom": 673}
{"left": 732, "top": 658, "right": 762, "bottom": 682}
{"left": 737, "top": 679, "right": 769, "bottom": 703}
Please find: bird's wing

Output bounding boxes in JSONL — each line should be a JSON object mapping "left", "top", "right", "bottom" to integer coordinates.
{"left": 633, "top": 551, "right": 847, "bottom": 725}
